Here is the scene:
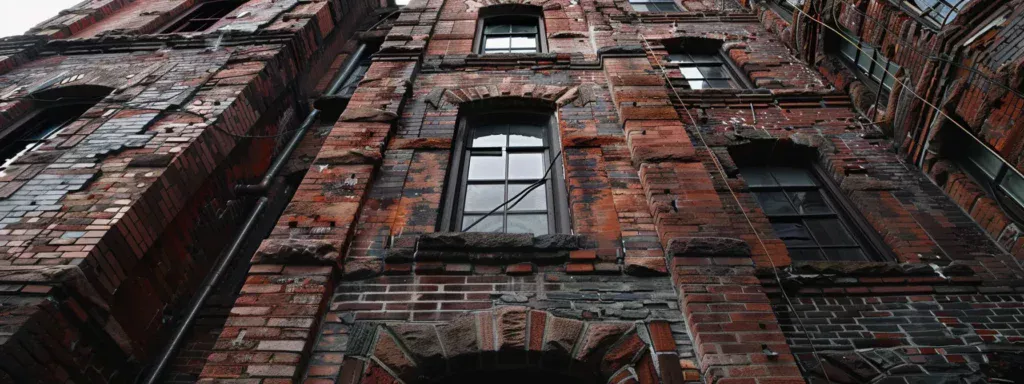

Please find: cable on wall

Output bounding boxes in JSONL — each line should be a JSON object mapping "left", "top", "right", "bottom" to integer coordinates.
{"left": 637, "top": 33, "right": 837, "bottom": 384}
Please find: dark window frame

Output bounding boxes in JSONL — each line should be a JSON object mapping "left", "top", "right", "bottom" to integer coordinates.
{"left": 665, "top": 50, "right": 753, "bottom": 90}
{"left": 0, "top": 100, "right": 101, "bottom": 173}
{"left": 474, "top": 14, "right": 547, "bottom": 54}
{"left": 439, "top": 110, "right": 570, "bottom": 234}
{"left": 945, "top": 124, "right": 1024, "bottom": 224}
{"left": 741, "top": 163, "right": 894, "bottom": 262}
{"left": 898, "top": 0, "right": 966, "bottom": 28}
{"left": 158, "top": 0, "right": 244, "bottom": 34}
{"left": 629, "top": 0, "right": 683, "bottom": 13}
{"left": 764, "top": 0, "right": 804, "bottom": 20}
{"left": 831, "top": 29, "right": 900, "bottom": 105}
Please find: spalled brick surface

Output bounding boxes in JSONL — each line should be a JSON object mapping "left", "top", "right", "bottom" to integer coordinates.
{"left": 5, "top": 0, "right": 1024, "bottom": 383}
{"left": 0, "top": 0, "right": 382, "bottom": 382}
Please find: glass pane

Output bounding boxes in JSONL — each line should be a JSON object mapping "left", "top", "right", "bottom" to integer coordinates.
{"left": 699, "top": 66, "right": 728, "bottom": 78}
{"left": 772, "top": 222, "right": 816, "bottom": 247}
{"left": 825, "top": 248, "right": 868, "bottom": 261}
{"left": 471, "top": 125, "right": 507, "bottom": 147}
{"left": 680, "top": 67, "right": 704, "bottom": 79}
{"left": 708, "top": 80, "right": 733, "bottom": 89}
{"left": 653, "top": 2, "right": 679, "bottom": 11}
{"left": 485, "top": 24, "right": 511, "bottom": 34}
{"left": 510, "top": 24, "right": 538, "bottom": 33}
{"left": 468, "top": 153, "right": 506, "bottom": 180}
{"left": 857, "top": 46, "right": 875, "bottom": 72}
{"left": 965, "top": 141, "right": 1001, "bottom": 178}
{"left": 805, "top": 218, "right": 857, "bottom": 246}
{"left": 631, "top": 4, "right": 650, "bottom": 11}
{"left": 687, "top": 80, "right": 705, "bottom": 90}
{"left": 742, "top": 167, "right": 778, "bottom": 187}
{"left": 464, "top": 184, "right": 505, "bottom": 212}
{"left": 507, "top": 214, "right": 548, "bottom": 235}
{"left": 485, "top": 37, "right": 510, "bottom": 50}
{"left": 840, "top": 40, "right": 858, "bottom": 62}
{"left": 771, "top": 167, "right": 817, "bottom": 187}
{"left": 787, "top": 190, "right": 832, "bottom": 215}
{"left": 508, "top": 184, "right": 547, "bottom": 211}
{"left": 789, "top": 249, "right": 824, "bottom": 261}
{"left": 667, "top": 54, "right": 690, "bottom": 63}
{"left": 510, "top": 37, "right": 537, "bottom": 49}
{"left": 871, "top": 57, "right": 887, "bottom": 82}
{"left": 999, "top": 172, "right": 1024, "bottom": 207}
{"left": 462, "top": 214, "right": 503, "bottom": 232}
{"left": 755, "top": 192, "right": 797, "bottom": 215}
{"left": 508, "top": 125, "right": 544, "bottom": 147}
{"left": 687, "top": 54, "right": 717, "bottom": 62}
{"left": 508, "top": 153, "right": 545, "bottom": 180}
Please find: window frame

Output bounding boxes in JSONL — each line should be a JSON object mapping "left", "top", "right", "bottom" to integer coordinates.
{"left": 764, "top": 0, "right": 804, "bottom": 20}
{"left": 439, "top": 110, "right": 570, "bottom": 234}
{"left": 665, "top": 50, "right": 753, "bottom": 90}
{"left": 947, "top": 125, "right": 1024, "bottom": 224}
{"left": 742, "top": 163, "right": 894, "bottom": 262}
{"left": 0, "top": 101, "right": 98, "bottom": 173}
{"left": 900, "top": 0, "right": 966, "bottom": 28}
{"left": 629, "top": 0, "right": 683, "bottom": 13}
{"left": 158, "top": 0, "right": 244, "bottom": 34}
{"left": 833, "top": 29, "right": 900, "bottom": 104}
{"left": 474, "top": 14, "right": 547, "bottom": 55}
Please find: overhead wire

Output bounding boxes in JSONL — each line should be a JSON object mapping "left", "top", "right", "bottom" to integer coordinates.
{"left": 462, "top": 149, "right": 564, "bottom": 232}
{"left": 824, "top": 0, "right": 1024, "bottom": 100}
{"left": 791, "top": 0, "right": 1020, "bottom": 196}
{"left": 636, "top": 33, "right": 836, "bottom": 384}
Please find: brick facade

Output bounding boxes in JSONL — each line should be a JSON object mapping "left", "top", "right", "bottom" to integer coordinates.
{"left": 1, "top": 0, "right": 1023, "bottom": 383}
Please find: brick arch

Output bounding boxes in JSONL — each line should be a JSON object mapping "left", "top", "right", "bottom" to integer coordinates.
{"left": 442, "top": 84, "right": 581, "bottom": 108}
{"left": 470, "top": 0, "right": 552, "bottom": 12}
{"left": 340, "top": 306, "right": 684, "bottom": 384}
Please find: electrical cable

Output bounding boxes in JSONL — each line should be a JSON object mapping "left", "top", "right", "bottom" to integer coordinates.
{"left": 462, "top": 149, "right": 563, "bottom": 232}
{"left": 638, "top": 33, "right": 836, "bottom": 384}
{"left": 825, "top": 0, "right": 1024, "bottom": 100}
{"left": 791, "top": 1, "right": 1019, "bottom": 198}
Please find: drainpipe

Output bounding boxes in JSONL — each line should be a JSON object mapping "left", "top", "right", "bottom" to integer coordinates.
{"left": 235, "top": 42, "right": 369, "bottom": 195}
{"left": 140, "top": 42, "right": 369, "bottom": 384}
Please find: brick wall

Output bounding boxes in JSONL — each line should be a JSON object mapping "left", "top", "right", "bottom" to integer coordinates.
{"left": 0, "top": 0, "right": 382, "bottom": 382}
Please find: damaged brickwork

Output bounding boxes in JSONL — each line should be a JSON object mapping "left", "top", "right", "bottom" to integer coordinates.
{"left": 0, "top": 0, "right": 1023, "bottom": 383}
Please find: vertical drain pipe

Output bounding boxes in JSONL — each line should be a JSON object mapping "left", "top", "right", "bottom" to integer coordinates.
{"left": 140, "top": 42, "right": 368, "bottom": 384}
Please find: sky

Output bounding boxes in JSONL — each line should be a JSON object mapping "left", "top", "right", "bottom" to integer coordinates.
{"left": 0, "top": 1, "right": 83, "bottom": 38}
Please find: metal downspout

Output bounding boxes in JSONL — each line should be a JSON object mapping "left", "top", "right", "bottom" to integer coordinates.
{"left": 139, "top": 42, "right": 369, "bottom": 384}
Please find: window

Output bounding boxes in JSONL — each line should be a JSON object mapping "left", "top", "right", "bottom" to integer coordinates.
{"left": 904, "top": 0, "right": 967, "bottom": 26}
{"left": 630, "top": 0, "right": 682, "bottom": 12}
{"left": 478, "top": 16, "right": 544, "bottom": 54}
{"left": 741, "top": 165, "right": 884, "bottom": 261}
{"left": 0, "top": 87, "right": 110, "bottom": 175}
{"left": 338, "top": 56, "right": 371, "bottom": 99}
{"left": 837, "top": 31, "right": 900, "bottom": 95}
{"left": 946, "top": 126, "right": 1024, "bottom": 226}
{"left": 667, "top": 53, "right": 741, "bottom": 90}
{"left": 160, "top": 1, "right": 244, "bottom": 33}
{"left": 444, "top": 112, "right": 568, "bottom": 235}
{"left": 765, "top": 0, "right": 804, "bottom": 19}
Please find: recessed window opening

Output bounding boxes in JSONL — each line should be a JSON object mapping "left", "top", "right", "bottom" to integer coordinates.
{"left": 630, "top": 0, "right": 682, "bottom": 13}
{"left": 664, "top": 38, "right": 747, "bottom": 90}
{"left": 0, "top": 87, "right": 111, "bottom": 176}
{"left": 903, "top": 0, "right": 967, "bottom": 26}
{"left": 834, "top": 29, "right": 900, "bottom": 101}
{"left": 442, "top": 105, "right": 570, "bottom": 235}
{"left": 160, "top": 1, "right": 244, "bottom": 34}
{"left": 733, "top": 144, "right": 892, "bottom": 262}
{"left": 476, "top": 6, "right": 546, "bottom": 54}
{"left": 943, "top": 123, "right": 1024, "bottom": 226}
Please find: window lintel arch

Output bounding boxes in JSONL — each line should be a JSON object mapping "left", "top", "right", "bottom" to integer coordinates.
{"left": 438, "top": 97, "right": 569, "bottom": 235}
{"left": 475, "top": 4, "right": 547, "bottom": 54}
